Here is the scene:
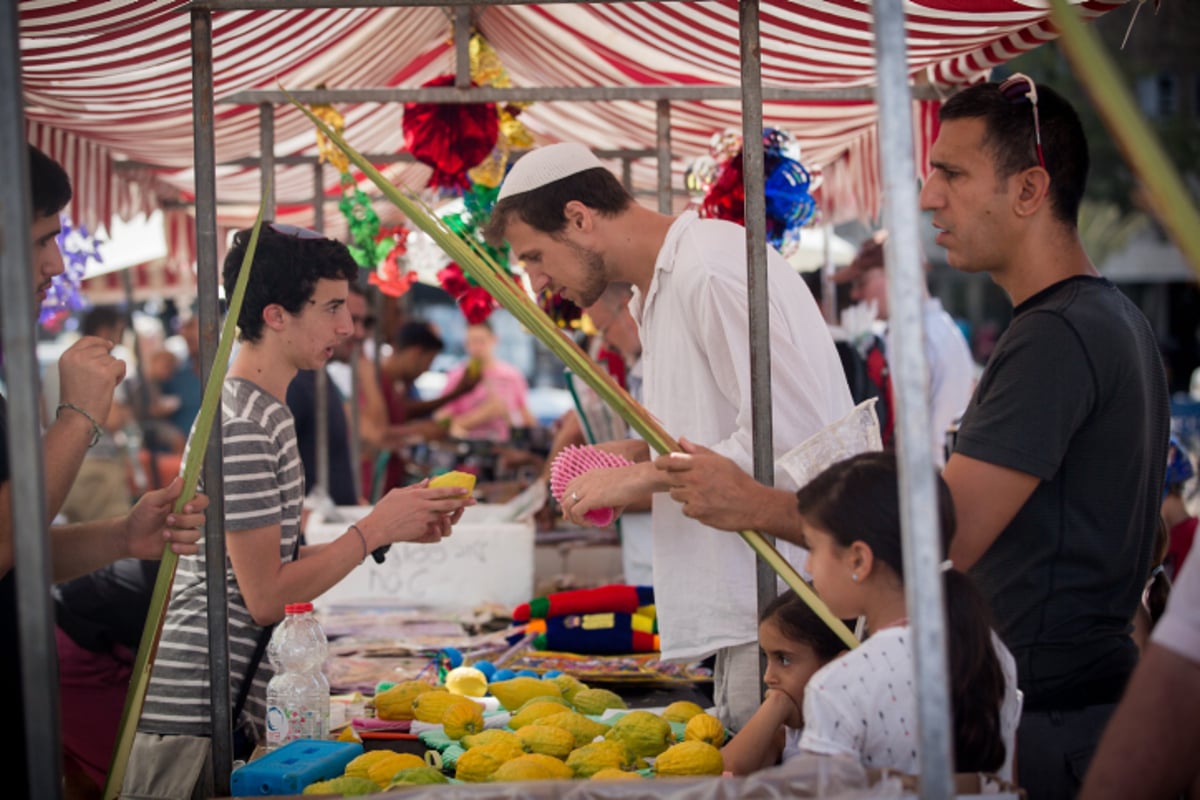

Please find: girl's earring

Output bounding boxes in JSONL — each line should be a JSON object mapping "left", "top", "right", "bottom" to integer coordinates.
{"left": 851, "top": 573, "right": 859, "bottom": 582}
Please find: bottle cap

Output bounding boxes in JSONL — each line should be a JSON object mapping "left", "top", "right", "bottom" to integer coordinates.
{"left": 285, "top": 602, "right": 314, "bottom": 614}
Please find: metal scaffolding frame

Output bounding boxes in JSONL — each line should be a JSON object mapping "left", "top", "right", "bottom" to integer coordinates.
{"left": 1, "top": 1, "right": 953, "bottom": 797}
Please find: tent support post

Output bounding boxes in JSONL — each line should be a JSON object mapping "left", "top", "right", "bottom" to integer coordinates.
{"left": 874, "top": 2, "right": 955, "bottom": 797}
{"left": 193, "top": 8, "right": 236, "bottom": 795}
{"left": 655, "top": 100, "right": 672, "bottom": 214}
{"left": 260, "top": 103, "right": 276, "bottom": 220}
{"left": 2, "top": 3, "right": 61, "bottom": 796}
{"left": 738, "top": 0, "right": 778, "bottom": 702}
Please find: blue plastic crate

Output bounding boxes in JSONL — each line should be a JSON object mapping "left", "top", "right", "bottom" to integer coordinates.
{"left": 230, "top": 739, "right": 363, "bottom": 796}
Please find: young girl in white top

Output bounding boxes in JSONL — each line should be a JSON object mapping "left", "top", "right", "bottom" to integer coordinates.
{"left": 721, "top": 590, "right": 849, "bottom": 774}
{"left": 794, "top": 451, "right": 1022, "bottom": 780}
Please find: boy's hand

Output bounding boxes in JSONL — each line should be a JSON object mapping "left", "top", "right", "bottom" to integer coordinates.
{"left": 125, "top": 477, "right": 207, "bottom": 559}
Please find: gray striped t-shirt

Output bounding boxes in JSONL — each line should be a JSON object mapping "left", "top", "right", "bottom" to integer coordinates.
{"left": 138, "top": 377, "right": 304, "bottom": 737}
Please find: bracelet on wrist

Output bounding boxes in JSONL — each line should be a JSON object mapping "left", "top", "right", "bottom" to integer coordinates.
{"left": 56, "top": 402, "right": 103, "bottom": 448}
{"left": 349, "top": 523, "right": 369, "bottom": 562}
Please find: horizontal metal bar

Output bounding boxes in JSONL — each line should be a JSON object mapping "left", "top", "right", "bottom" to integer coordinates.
{"left": 156, "top": 184, "right": 689, "bottom": 209}
{"left": 115, "top": 148, "right": 661, "bottom": 171}
{"left": 221, "top": 84, "right": 924, "bottom": 105}
{"left": 189, "top": 0, "right": 693, "bottom": 8}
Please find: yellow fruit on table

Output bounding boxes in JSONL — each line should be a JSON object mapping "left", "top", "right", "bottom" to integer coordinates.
{"left": 441, "top": 698, "right": 485, "bottom": 740}
{"left": 565, "top": 740, "right": 633, "bottom": 778}
{"left": 444, "top": 666, "right": 488, "bottom": 698}
{"left": 513, "top": 694, "right": 571, "bottom": 715}
{"left": 547, "top": 673, "right": 588, "bottom": 702}
{"left": 365, "top": 752, "right": 427, "bottom": 787}
{"left": 387, "top": 766, "right": 449, "bottom": 785}
{"left": 510, "top": 700, "right": 574, "bottom": 730}
{"left": 302, "top": 776, "right": 378, "bottom": 795}
{"left": 662, "top": 700, "right": 706, "bottom": 723}
{"left": 462, "top": 729, "right": 521, "bottom": 751}
{"left": 515, "top": 724, "right": 576, "bottom": 759}
{"left": 454, "top": 741, "right": 524, "bottom": 782}
{"left": 570, "top": 687, "right": 627, "bottom": 716}
{"left": 488, "top": 676, "right": 562, "bottom": 711}
{"left": 412, "top": 690, "right": 467, "bottom": 724}
{"left": 684, "top": 712, "right": 727, "bottom": 747}
{"left": 428, "top": 470, "right": 477, "bottom": 493}
{"left": 373, "top": 681, "right": 440, "bottom": 721}
{"left": 537, "top": 710, "right": 611, "bottom": 747}
{"left": 604, "top": 710, "right": 675, "bottom": 759}
{"left": 591, "top": 767, "right": 643, "bottom": 781}
{"left": 491, "top": 753, "right": 574, "bottom": 782}
{"left": 343, "top": 749, "right": 398, "bottom": 780}
{"left": 654, "top": 740, "right": 726, "bottom": 776}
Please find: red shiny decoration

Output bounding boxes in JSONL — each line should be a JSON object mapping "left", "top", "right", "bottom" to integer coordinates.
{"left": 701, "top": 153, "right": 745, "bottom": 224}
{"left": 458, "top": 286, "right": 496, "bottom": 324}
{"left": 403, "top": 75, "right": 500, "bottom": 191}
{"left": 369, "top": 268, "right": 418, "bottom": 298}
{"left": 437, "top": 263, "right": 470, "bottom": 298}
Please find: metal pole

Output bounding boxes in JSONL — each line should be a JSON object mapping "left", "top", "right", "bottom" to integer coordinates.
{"left": 225, "top": 84, "right": 911, "bottom": 106}
{"left": 313, "top": 168, "right": 330, "bottom": 503}
{"left": 620, "top": 158, "right": 633, "bottom": 193}
{"left": 739, "top": 0, "right": 777, "bottom": 698}
{"left": 2, "top": 4, "right": 62, "bottom": 795}
{"left": 821, "top": 220, "right": 838, "bottom": 324}
{"left": 873, "top": 2, "right": 954, "bottom": 797}
{"left": 260, "top": 102, "right": 275, "bottom": 221}
{"left": 655, "top": 100, "right": 672, "bottom": 214}
{"left": 193, "top": 9, "right": 235, "bottom": 795}
{"left": 454, "top": 6, "right": 473, "bottom": 89}
{"left": 122, "top": 268, "right": 161, "bottom": 493}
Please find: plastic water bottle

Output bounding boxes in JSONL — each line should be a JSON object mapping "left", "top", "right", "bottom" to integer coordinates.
{"left": 264, "top": 602, "right": 330, "bottom": 750}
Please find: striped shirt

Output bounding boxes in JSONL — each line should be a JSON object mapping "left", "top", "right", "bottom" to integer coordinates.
{"left": 138, "top": 377, "right": 304, "bottom": 738}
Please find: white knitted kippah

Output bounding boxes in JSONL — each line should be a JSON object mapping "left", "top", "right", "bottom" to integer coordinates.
{"left": 497, "top": 143, "right": 605, "bottom": 201}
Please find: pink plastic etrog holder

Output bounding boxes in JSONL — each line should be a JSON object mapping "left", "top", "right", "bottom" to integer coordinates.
{"left": 549, "top": 444, "right": 634, "bottom": 527}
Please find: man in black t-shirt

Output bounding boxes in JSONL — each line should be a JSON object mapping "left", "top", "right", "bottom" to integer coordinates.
{"left": 922, "top": 78, "right": 1169, "bottom": 799}
{"left": 1, "top": 145, "right": 208, "bottom": 797}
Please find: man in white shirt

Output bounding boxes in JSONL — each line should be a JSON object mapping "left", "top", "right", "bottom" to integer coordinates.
{"left": 483, "top": 143, "right": 852, "bottom": 730}
{"left": 834, "top": 229, "right": 975, "bottom": 466}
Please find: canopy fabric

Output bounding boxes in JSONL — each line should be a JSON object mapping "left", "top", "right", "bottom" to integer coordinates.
{"left": 19, "top": 1, "right": 1129, "bottom": 253}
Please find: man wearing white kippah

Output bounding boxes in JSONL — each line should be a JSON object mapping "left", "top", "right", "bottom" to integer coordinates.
{"left": 484, "top": 142, "right": 853, "bottom": 731}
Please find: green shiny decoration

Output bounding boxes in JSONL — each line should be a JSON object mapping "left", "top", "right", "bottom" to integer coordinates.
{"left": 338, "top": 173, "right": 396, "bottom": 270}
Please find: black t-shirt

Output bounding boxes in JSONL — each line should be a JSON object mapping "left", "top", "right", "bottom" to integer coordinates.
{"left": 955, "top": 276, "right": 1169, "bottom": 709}
{"left": 54, "top": 558, "right": 157, "bottom": 653}
{"left": 286, "top": 368, "right": 357, "bottom": 506}
{"left": 0, "top": 395, "right": 31, "bottom": 797}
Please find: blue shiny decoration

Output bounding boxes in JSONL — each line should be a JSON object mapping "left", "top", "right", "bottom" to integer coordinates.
{"left": 514, "top": 669, "right": 540, "bottom": 679}
{"left": 490, "top": 668, "right": 517, "bottom": 682}
{"left": 42, "top": 216, "right": 96, "bottom": 326}
{"left": 472, "top": 660, "right": 497, "bottom": 680}
{"left": 440, "top": 647, "right": 464, "bottom": 669}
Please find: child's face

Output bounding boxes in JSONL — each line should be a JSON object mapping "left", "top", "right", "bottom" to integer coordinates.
{"left": 802, "top": 521, "right": 862, "bottom": 620}
{"left": 759, "top": 618, "right": 827, "bottom": 709}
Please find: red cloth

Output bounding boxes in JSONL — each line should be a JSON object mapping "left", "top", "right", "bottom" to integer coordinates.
{"left": 367, "top": 378, "right": 411, "bottom": 499}
{"left": 1167, "top": 516, "right": 1197, "bottom": 582}
{"left": 56, "top": 626, "right": 135, "bottom": 789}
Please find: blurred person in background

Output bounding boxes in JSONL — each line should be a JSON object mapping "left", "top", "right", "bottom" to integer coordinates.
{"left": 435, "top": 320, "right": 535, "bottom": 442}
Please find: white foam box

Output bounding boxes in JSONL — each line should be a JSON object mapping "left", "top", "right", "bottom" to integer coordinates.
{"left": 304, "top": 503, "right": 534, "bottom": 611}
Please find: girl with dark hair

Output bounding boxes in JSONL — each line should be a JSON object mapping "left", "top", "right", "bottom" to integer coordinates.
{"left": 721, "top": 590, "right": 848, "bottom": 774}
{"left": 793, "top": 451, "right": 1021, "bottom": 780}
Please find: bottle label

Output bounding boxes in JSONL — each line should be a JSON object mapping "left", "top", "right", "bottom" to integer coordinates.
{"left": 265, "top": 704, "right": 288, "bottom": 747}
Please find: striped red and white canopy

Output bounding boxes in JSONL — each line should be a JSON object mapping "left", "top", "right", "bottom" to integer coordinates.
{"left": 19, "top": 0, "right": 1130, "bottom": 275}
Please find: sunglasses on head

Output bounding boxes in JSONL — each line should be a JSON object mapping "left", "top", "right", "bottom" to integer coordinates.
{"left": 267, "top": 222, "right": 325, "bottom": 239}
{"left": 998, "top": 72, "right": 1047, "bottom": 172}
